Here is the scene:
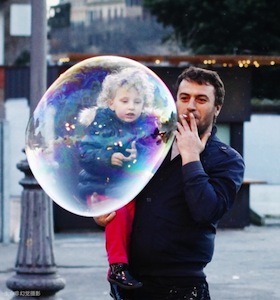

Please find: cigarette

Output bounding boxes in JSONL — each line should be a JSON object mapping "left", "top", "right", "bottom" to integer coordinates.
{"left": 182, "top": 114, "right": 190, "bottom": 121}
{"left": 182, "top": 114, "right": 191, "bottom": 124}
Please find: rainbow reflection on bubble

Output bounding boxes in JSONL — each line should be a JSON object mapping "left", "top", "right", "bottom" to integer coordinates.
{"left": 25, "top": 56, "right": 177, "bottom": 217}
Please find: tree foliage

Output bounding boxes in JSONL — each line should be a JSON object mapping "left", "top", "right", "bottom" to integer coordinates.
{"left": 143, "top": 0, "right": 280, "bottom": 55}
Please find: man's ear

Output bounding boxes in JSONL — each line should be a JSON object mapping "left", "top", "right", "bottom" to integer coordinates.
{"left": 215, "top": 105, "right": 222, "bottom": 118}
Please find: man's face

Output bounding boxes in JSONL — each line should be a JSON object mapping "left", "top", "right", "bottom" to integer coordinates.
{"left": 176, "top": 79, "right": 222, "bottom": 136}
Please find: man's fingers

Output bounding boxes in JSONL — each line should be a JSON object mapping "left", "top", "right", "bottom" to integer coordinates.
{"left": 94, "top": 211, "right": 116, "bottom": 226}
{"left": 188, "top": 113, "right": 198, "bottom": 133}
{"left": 105, "top": 211, "right": 116, "bottom": 222}
{"left": 178, "top": 113, "right": 196, "bottom": 133}
{"left": 179, "top": 114, "right": 189, "bottom": 129}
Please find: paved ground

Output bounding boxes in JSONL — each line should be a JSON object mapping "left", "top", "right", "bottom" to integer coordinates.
{"left": 1, "top": 224, "right": 280, "bottom": 300}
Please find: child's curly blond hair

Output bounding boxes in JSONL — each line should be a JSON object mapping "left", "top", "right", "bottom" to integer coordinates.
{"left": 79, "top": 67, "right": 156, "bottom": 126}
{"left": 96, "top": 67, "right": 154, "bottom": 112}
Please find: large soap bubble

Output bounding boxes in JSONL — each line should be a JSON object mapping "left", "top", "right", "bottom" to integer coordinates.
{"left": 26, "top": 56, "right": 177, "bottom": 217}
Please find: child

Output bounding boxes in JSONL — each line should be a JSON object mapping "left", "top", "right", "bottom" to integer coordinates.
{"left": 78, "top": 67, "right": 159, "bottom": 293}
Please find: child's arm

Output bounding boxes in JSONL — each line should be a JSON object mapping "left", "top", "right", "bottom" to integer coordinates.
{"left": 111, "top": 141, "right": 137, "bottom": 167}
{"left": 79, "top": 136, "right": 114, "bottom": 171}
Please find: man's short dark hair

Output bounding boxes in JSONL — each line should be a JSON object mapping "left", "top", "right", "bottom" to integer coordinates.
{"left": 175, "top": 66, "right": 225, "bottom": 106}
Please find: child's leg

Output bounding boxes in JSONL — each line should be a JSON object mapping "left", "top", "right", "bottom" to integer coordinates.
{"left": 105, "top": 199, "right": 135, "bottom": 264}
{"left": 105, "top": 199, "right": 142, "bottom": 289}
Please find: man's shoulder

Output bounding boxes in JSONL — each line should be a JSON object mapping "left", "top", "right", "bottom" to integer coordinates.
{"left": 205, "top": 135, "right": 244, "bottom": 163}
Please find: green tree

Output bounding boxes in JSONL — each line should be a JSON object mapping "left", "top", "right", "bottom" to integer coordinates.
{"left": 143, "top": 0, "right": 280, "bottom": 55}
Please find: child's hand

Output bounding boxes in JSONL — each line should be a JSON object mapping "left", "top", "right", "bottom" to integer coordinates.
{"left": 111, "top": 152, "right": 128, "bottom": 166}
{"left": 125, "top": 141, "right": 137, "bottom": 161}
{"left": 111, "top": 141, "right": 137, "bottom": 167}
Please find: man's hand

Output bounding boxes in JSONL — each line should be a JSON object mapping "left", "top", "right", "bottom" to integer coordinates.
{"left": 175, "top": 113, "right": 211, "bottom": 165}
{"left": 111, "top": 141, "right": 137, "bottom": 167}
{"left": 94, "top": 211, "right": 116, "bottom": 227}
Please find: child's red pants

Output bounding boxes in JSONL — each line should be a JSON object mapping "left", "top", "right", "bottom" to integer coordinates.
{"left": 105, "top": 199, "right": 136, "bottom": 264}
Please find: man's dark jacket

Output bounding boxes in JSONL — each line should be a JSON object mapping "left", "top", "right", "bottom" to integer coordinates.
{"left": 130, "top": 127, "right": 245, "bottom": 279}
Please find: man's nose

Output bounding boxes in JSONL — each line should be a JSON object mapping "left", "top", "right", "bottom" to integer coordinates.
{"left": 187, "top": 98, "right": 196, "bottom": 111}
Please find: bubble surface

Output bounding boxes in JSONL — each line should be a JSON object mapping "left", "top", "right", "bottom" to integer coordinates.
{"left": 26, "top": 56, "right": 177, "bottom": 216}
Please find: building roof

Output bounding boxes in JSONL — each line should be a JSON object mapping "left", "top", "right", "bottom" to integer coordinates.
{"left": 52, "top": 53, "right": 280, "bottom": 68}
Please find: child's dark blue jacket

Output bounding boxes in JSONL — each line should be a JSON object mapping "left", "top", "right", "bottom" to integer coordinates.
{"left": 78, "top": 108, "right": 159, "bottom": 198}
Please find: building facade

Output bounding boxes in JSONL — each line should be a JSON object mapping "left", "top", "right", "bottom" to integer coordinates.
{"left": 48, "top": 0, "right": 184, "bottom": 58}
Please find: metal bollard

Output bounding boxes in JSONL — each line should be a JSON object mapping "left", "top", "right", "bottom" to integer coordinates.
{"left": 6, "top": 157, "right": 65, "bottom": 297}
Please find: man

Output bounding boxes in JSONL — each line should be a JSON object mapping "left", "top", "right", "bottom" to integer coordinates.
{"left": 96, "top": 66, "right": 245, "bottom": 300}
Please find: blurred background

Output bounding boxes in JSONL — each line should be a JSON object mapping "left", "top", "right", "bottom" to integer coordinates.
{"left": 0, "top": 0, "right": 280, "bottom": 241}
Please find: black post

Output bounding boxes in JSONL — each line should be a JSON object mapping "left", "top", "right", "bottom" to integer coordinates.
{"left": 6, "top": 0, "right": 65, "bottom": 297}
{"left": 230, "top": 123, "right": 244, "bottom": 156}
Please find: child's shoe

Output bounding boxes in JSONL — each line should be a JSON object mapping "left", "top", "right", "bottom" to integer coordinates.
{"left": 110, "top": 283, "right": 131, "bottom": 300}
{"left": 108, "top": 263, "right": 143, "bottom": 289}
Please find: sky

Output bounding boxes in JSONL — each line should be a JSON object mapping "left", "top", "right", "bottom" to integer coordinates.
{"left": 47, "top": 0, "right": 60, "bottom": 8}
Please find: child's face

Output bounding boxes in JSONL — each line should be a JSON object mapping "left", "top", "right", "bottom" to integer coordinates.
{"left": 109, "top": 86, "right": 144, "bottom": 122}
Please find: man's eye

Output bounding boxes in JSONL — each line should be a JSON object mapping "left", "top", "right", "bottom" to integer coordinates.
{"left": 180, "top": 97, "right": 189, "bottom": 102}
{"left": 196, "top": 98, "right": 207, "bottom": 103}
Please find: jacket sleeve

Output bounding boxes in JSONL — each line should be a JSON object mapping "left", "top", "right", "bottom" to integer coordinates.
{"left": 79, "top": 135, "right": 113, "bottom": 172}
{"left": 181, "top": 146, "right": 245, "bottom": 224}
